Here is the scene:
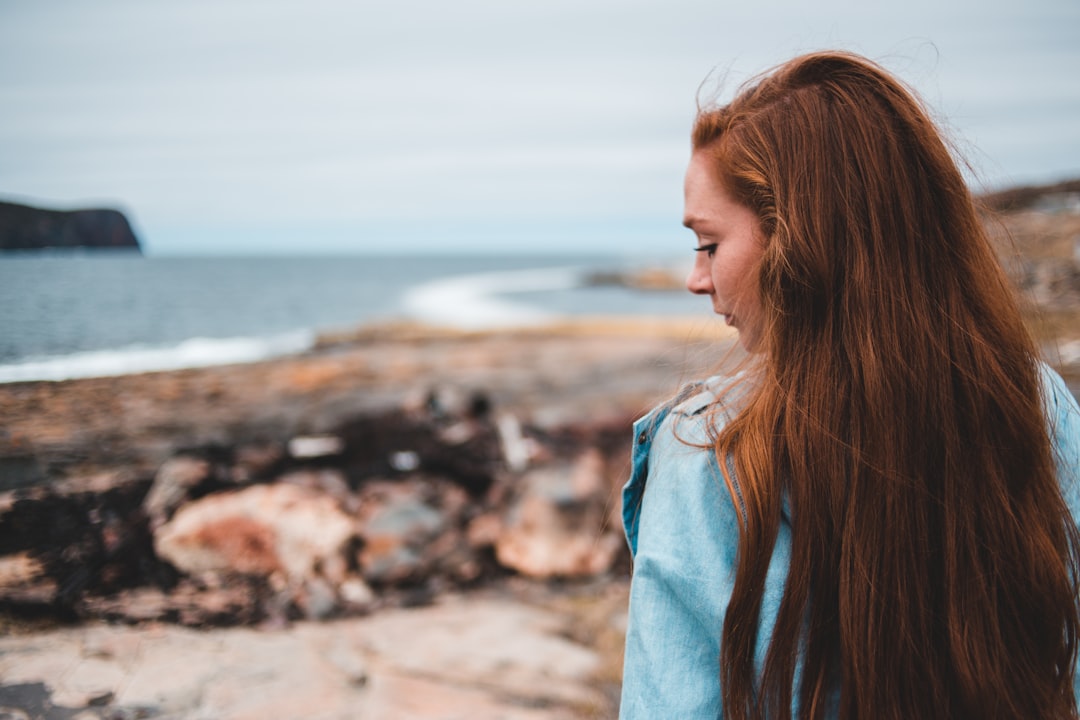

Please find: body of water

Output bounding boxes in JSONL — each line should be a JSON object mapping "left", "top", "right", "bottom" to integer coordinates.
{"left": 0, "top": 252, "right": 705, "bottom": 383}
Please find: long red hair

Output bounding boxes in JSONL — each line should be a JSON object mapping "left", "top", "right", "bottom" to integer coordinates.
{"left": 693, "top": 51, "right": 1080, "bottom": 719}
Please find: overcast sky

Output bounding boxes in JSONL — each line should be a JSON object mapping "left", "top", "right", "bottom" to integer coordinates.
{"left": 1, "top": 0, "right": 1077, "bottom": 255}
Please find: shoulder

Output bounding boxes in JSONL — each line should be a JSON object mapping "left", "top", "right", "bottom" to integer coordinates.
{"left": 637, "top": 372, "right": 751, "bottom": 446}
{"left": 628, "top": 373, "right": 748, "bottom": 505}
{"left": 619, "top": 375, "right": 756, "bottom": 718}
{"left": 623, "top": 373, "right": 751, "bottom": 554}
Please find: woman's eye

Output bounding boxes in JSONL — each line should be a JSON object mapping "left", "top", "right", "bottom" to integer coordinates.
{"left": 694, "top": 243, "right": 718, "bottom": 257}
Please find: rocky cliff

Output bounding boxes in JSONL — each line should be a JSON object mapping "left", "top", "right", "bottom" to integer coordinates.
{"left": 0, "top": 200, "right": 141, "bottom": 252}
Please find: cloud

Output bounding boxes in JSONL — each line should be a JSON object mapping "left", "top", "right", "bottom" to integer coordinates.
{"left": 1, "top": 0, "right": 1077, "bottom": 253}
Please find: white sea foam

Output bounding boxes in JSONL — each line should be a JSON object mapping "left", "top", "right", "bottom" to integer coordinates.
{"left": 401, "top": 266, "right": 585, "bottom": 329}
{"left": 0, "top": 331, "right": 315, "bottom": 384}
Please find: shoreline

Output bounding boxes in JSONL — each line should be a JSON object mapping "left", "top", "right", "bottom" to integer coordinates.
{"left": 0, "top": 255, "right": 701, "bottom": 385}
{"left": 0, "top": 315, "right": 737, "bottom": 482}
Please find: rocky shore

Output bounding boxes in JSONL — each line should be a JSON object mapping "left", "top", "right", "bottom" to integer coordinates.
{"left": 0, "top": 318, "right": 737, "bottom": 719}
{"left": 1, "top": 179, "right": 1077, "bottom": 719}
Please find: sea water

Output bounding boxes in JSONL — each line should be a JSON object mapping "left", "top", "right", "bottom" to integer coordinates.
{"left": 0, "top": 252, "right": 705, "bottom": 383}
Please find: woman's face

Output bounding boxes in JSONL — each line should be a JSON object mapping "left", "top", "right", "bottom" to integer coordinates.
{"left": 683, "top": 151, "right": 766, "bottom": 352}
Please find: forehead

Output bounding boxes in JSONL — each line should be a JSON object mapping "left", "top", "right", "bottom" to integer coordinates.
{"left": 684, "top": 151, "right": 720, "bottom": 192}
{"left": 683, "top": 151, "right": 738, "bottom": 226}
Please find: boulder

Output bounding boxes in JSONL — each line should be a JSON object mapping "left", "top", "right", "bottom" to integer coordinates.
{"left": 153, "top": 484, "right": 357, "bottom": 603}
{"left": 355, "top": 478, "right": 468, "bottom": 585}
{"left": 494, "top": 448, "right": 623, "bottom": 579}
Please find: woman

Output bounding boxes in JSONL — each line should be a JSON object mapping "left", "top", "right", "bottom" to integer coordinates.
{"left": 620, "top": 51, "right": 1080, "bottom": 719}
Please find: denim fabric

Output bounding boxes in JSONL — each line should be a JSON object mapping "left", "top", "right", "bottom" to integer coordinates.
{"left": 620, "top": 365, "right": 1080, "bottom": 718}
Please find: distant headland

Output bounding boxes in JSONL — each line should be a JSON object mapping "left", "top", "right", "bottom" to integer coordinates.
{"left": 0, "top": 199, "right": 141, "bottom": 253}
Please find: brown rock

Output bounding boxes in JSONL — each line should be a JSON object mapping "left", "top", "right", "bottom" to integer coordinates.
{"left": 495, "top": 449, "right": 623, "bottom": 579}
{"left": 277, "top": 468, "right": 355, "bottom": 513}
{"left": 154, "top": 484, "right": 357, "bottom": 587}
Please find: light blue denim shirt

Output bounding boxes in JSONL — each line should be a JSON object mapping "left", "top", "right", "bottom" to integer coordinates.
{"left": 620, "top": 364, "right": 1080, "bottom": 718}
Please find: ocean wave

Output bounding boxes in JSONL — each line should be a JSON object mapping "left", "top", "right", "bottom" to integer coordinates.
{"left": 0, "top": 331, "right": 315, "bottom": 384}
{"left": 400, "top": 266, "right": 586, "bottom": 329}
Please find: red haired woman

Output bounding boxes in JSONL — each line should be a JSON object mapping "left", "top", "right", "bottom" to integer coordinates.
{"left": 620, "top": 51, "right": 1080, "bottom": 719}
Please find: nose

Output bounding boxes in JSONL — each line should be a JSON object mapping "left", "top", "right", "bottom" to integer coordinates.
{"left": 686, "top": 257, "right": 713, "bottom": 295}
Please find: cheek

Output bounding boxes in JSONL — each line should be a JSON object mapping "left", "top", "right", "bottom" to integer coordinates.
{"left": 712, "top": 260, "right": 746, "bottom": 298}
{"left": 735, "top": 242, "right": 765, "bottom": 292}
{"left": 724, "top": 252, "right": 763, "bottom": 307}
{"left": 736, "top": 264, "right": 760, "bottom": 298}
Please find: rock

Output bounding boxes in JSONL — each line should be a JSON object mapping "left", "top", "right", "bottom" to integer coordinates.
{"left": 0, "top": 454, "right": 45, "bottom": 492}
{"left": 496, "top": 496, "right": 623, "bottom": 580}
{"left": 980, "top": 178, "right": 1080, "bottom": 213}
{"left": 356, "top": 480, "right": 449, "bottom": 584}
{"left": 83, "top": 578, "right": 268, "bottom": 626}
{"left": 294, "top": 576, "right": 338, "bottom": 620}
{"left": 0, "top": 589, "right": 616, "bottom": 719}
{"left": 86, "top": 690, "right": 115, "bottom": 706}
{"left": 327, "top": 644, "right": 369, "bottom": 688}
{"left": 0, "top": 552, "right": 44, "bottom": 590}
{"left": 142, "top": 456, "right": 212, "bottom": 529}
{"left": 335, "top": 407, "right": 501, "bottom": 496}
{"left": 1019, "top": 258, "right": 1080, "bottom": 310}
{"left": 0, "top": 200, "right": 141, "bottom": 252}
{"left": 357, "top": 594, "right": 605, "bottom": 712}
{"left": 0, "top": 683, "right": 80, "bottom": 720}
{"left": 153, "top": 484, "right": 357, "bottom": 597}
{"left": 339, "top": 577, "right": 376, "bottom": 610}
{"left": 465, "top": 512, "right": 503, "bottom": 549}
{"left": 278, "top": 468, "right": 355, "bottom": 513}
{"left": 413, "top": 385, "right": 477, "bottom": 420}
{"left": 231, "top": 442, "right": 284, "bottom": 482}
{"left": 585, "top": 266, "right": 685, "bottom": 291}
{"left": 495, "top": 449, "right": 623, "bottom": 579}
{"left": 287, "top": 435, "right": 344, "bottom": 459}
{"left": 0, "top": 476, "right": 158, "bottom": 611}
{"left": 0, "top": 325, "right": 710, "bottom": 625}
{"left": 496, "top": 412, "right": 533, "bottom": 472}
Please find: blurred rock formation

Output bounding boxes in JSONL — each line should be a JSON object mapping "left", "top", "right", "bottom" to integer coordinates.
{"left": 0, "top": 379, "right": 635, "bottom": 626}
{"left": 0, "top": 200, "right": 140, "bottom": 252}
